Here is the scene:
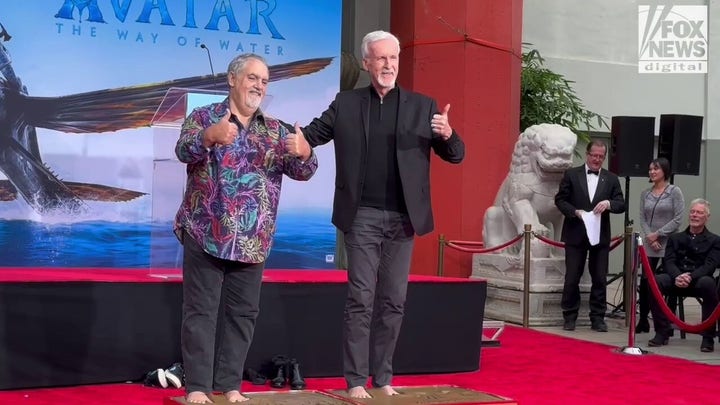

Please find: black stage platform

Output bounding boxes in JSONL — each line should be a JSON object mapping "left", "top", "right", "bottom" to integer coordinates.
{"left": 0, "top": 269, "right": 487, "bottom": 390}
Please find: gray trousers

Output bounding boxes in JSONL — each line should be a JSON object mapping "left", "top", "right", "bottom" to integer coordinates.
{"left": 180, "top": 231, "right": 264, "bottom": 394}
{"left": 343, "top": 207, "right": 415, "bottom": 389}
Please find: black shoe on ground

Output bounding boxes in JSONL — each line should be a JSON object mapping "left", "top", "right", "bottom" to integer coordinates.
{"left": 143, "top": 368, "right": 168, "bottom": 388}
{"left": 289, "top": 359, "right": 306, "bottom": 390}
{"left": 635, "top": 318, "right": 650, "bottom": 333}
{"left": 244, "top": 368, "right": 267, "bottom": 385}
{"left": 591, "top": 320, "right": 608, "bottom": 332}
{"left": 563, "top": 319, "right": 576, "bottom": 331}
{"left": 701, "top": 337, "right": 715, "bottom": 353}
{"left": 164, "top": 362, "right": 184, "bottom": 388}
{"left": 270, "top": 355, "right": 289, "bottom": 388}
{"left": 648, "top": 334, "right": 669, "bottom": 347}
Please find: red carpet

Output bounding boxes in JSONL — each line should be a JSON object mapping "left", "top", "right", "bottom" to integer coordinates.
{"left": 0, "top": 326, "right": 715, "bottom": 404}
{"left": 0, "top": 268, "right": 477, "bottom": 283}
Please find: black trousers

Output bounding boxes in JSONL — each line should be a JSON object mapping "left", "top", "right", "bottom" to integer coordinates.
{"left": 180, "top": 232, "right": 265, "bottom": 394}
{"left": 562, "top": 243, "right": 609, "bottom": 322}
{"left": 649, "top": 273, "right": 718, "bottom": 338}
{"left": 342, "top": 207, "right": 415, "bottom": 389}
{"left": 638, "top": 256, "right": 661, "bottom": 320}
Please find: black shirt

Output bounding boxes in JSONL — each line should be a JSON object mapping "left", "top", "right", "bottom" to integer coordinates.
{"left": 359, "top": 86, "right": 407, "bottom": 213}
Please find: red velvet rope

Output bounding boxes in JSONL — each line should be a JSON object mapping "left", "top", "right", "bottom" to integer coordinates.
{"left": 640, "top": 245, "right": 720, "bottom": 334}
{"left": 444, "top": 232, "right": 624, "bottom": 254}
{"left": 532, "top": 233, "right": 625, "bottom": 250}
{"left": 446, "top": 240, "right": 485, "bottom": 247}
{"left": 532, "top": 232, "right": 565, "bottom": 248}
{"left": 446, "top": 234, "right": 523, "bottom": 253}
{"left": 609, "top": 237, "right": 624, "bottom": 251}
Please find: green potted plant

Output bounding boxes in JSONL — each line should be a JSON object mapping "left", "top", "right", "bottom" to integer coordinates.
{"left": 520, "top": 45, "right": 607, "bottom": 147}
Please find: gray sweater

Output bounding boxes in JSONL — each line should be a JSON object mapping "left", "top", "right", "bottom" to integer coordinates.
{"left": 639, "top": 184, "right": 685, "bottom": 257}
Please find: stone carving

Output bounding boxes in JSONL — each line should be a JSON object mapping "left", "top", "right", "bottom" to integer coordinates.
{"left": 482, "top": 124, "right": 577, "bottom": 258}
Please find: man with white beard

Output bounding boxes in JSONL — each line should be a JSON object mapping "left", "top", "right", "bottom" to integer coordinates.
{"left": 288, "top": 30, "right": 466, "bottom": 398}
{"left": 174, "top": 53, "right": 317, "bottom": 404}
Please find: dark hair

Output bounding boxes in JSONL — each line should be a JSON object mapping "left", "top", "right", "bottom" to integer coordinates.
{"left": 649, "top": 157, "right": 671, "bottom": 180}
{"left": 585, "top": 140, "right": 607, "bottom": 153}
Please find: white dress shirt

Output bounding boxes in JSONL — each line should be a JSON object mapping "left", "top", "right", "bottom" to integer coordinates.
{"left": 585, "top": 164, "right": 599, "bottom": 202}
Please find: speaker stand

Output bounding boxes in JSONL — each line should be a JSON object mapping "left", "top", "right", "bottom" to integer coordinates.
{"left": 608, "top": 176, "right": 633, "bottom": 319}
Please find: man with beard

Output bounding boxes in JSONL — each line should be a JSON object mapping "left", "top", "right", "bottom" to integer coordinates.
{"left": 285, "top": 30, "right": 465, "bottom": 398}
{"left": 174, "top": 53, "right": 318, "bottom": 404}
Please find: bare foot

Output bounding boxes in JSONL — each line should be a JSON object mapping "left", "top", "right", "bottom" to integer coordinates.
{"left": 224, "top": 390, "right": 249, "bottom": 403}
{"left": 186, "top": 391, "right": 213, "bottom": 404}
{"left": 378, "top": 385, "right": 399, "bottom": 396}
{"left": 348, "top": 386, "right": 372, "bottom": 398}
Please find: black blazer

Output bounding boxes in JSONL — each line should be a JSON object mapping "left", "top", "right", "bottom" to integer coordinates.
{"left": 302, "top": 86, "right": 465, "bottom": 235}
{"left": 554, "top": 165, "right": 625, "bottom": 246}
{"left": 663, "top": 227, "right": 720, "bottom": 280}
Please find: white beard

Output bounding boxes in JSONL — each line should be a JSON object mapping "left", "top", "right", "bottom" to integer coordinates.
{"left": 375, "top": 72, "right": 396, "bottom": 89}
{"left": 245, "top": 94, "right": 262, "bottom": 110}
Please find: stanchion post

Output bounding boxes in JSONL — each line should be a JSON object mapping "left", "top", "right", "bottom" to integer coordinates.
{"left": 523, "top": 224, "right": 532, "bottom": 328}
{"left": 622, "top": 226, "right": 634, "bottom": 327}
{"left": 619, "top": 231, "right": 645, "bottom": 355}
{"left": 437, "top": 233, "right": 446, "bottom": 277}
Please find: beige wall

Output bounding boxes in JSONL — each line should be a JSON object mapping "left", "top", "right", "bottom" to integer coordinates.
{"left": 524, "top": 0, "right": 717, "bottom": 308}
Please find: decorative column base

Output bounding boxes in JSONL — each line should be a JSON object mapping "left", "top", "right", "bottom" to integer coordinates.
{"left": 471, "top": 254, "right": 591, "bottom": 326}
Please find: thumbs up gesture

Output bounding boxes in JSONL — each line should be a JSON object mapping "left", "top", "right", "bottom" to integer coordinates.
{"left": 285, "top": 122, "right": 311, "bottom": 161}
{"left": 431, "top": 103, "right": 452, "bottom": 140}
{"left": 206, "top": 111, "right": 238, "bottom": 146}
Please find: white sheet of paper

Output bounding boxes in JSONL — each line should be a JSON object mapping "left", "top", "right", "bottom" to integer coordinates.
{"left": 581, "top": 211, "right": 601, "bottom": 246}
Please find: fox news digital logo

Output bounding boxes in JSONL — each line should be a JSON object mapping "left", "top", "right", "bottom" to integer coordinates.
{"left": 638, "top": 5, "right": 707, "bottom": 73}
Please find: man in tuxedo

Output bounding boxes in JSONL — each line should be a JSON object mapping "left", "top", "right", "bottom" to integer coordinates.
{"left": 554, "top": 140, "right": 625, "bottom": 332}
{"left": 285, "top": 30, "right": 465, "bottom": 398}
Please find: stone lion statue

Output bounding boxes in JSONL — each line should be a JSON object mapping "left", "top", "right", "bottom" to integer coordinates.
{"left": 483, "top": 124, "right": 577, "bottom": 258}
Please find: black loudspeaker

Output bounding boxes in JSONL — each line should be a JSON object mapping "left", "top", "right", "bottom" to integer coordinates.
{"left": 658, "top": 114, "right": 703, "bottom": 176}
{"left": 609, "top": 116, "right": 656, "bottom": 177}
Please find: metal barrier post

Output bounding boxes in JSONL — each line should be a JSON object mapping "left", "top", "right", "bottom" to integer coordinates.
{"left": 437, "top": 233, "right": 446, "bottom": 277}
{"left": 619, "top": 232, "right": 645, "bottom": 355}
{"left": 623, "top": 226, "right": 633, "bottom": 327}
{"left": 523, "top": 224, "right": 532, "bottom": 328}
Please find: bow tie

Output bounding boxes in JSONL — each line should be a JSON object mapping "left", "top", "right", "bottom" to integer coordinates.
{"left": 587, "top": 169, "right": 599, "bottom": 176}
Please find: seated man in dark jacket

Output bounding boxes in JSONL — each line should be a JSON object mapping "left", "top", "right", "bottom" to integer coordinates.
{"left": 648, "top": 198, "right": 720, "bottom": 352}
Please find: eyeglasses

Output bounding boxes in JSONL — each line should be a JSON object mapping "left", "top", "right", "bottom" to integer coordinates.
{"left": 587, "top": 153, "right": 606, "bottom": 159}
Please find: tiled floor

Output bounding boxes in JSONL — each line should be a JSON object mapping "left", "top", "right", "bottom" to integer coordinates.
{"left": 532, "top": 300, "right": 720, "bottom": 366}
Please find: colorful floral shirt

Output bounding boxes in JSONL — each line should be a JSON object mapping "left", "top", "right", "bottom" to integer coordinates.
{"left": 174, "top": 98, "right": 318, "bottom": 263}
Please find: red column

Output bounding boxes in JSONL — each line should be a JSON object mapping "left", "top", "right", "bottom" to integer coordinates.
{"left": 391, "top": 0, "right": 523, "bottom": 277}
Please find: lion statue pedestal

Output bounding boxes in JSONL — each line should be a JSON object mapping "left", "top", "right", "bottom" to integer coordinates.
{"left": 473, "top": 124, "right": 591, "bottom": 326}
{"left": 471, "top": 255, "right": 591, "bottom": 326}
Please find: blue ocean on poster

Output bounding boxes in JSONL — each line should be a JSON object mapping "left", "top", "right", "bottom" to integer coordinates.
{"left": 0, "top": 210, "right": 336, "bottom": 269}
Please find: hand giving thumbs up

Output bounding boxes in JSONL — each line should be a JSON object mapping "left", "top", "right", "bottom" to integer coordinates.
{"left": 431, "top": 103, "right": 452, "bottom": 140}
{"left": 284, "top": 122, "right": 311, "bottom": 161}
